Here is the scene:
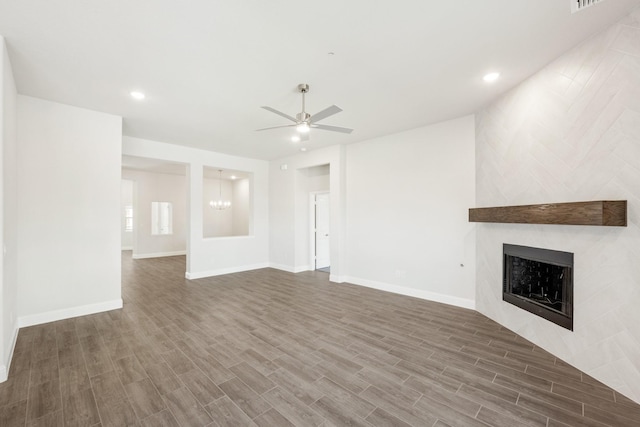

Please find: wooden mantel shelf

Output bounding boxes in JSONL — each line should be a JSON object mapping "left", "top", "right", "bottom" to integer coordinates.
{"left": 469, "top": 200, "right": 627, "bottom": 226}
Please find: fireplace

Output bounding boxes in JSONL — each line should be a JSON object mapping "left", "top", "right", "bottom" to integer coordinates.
{"left": 503, "top": 244, "right": 573, "bottom": 330}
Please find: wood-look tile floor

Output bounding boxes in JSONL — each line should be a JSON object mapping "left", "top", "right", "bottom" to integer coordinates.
{"left": 1, "top": 253, "right": 640, "bottom": 426}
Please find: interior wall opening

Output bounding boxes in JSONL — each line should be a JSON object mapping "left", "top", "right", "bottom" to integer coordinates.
{"left": 202, "top": 166, "right": 252, "bottom": 238}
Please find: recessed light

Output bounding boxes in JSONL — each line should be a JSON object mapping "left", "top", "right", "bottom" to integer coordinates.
{"left": 300, "top": 147, "right": 307, "bottom": 152}
{"left": 230, "top": 175, "right": 237, "bottom": 180}
{"left": 291, "top": 135, "right": 301, "bottom": 143}
{"left": 130, "top": 91, "right": 145, "bottom": 100}
{"left": 483, "top": 72, "right": 500, "bottom": 83}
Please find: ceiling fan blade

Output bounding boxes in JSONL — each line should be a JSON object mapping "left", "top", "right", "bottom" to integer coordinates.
{"left": 313, "top": 123, "right": 354, "bottom": 134}
{"left": 310, "top": 105, "right": 342, "bottom": 123}
{"left": 255, "top": 124, "right": 296, "bottom": 131}
{"left": 261, "top": 106, "right": 298, "bottom": 123}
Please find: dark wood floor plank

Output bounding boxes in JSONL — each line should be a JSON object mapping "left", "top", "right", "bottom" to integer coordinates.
{"left": 204, "top": 395, "right": 256, "bottom": 427}
{"left": 162, "top": 386, "right": 213, "bottom": 427}
{"left": 144, "top": 361, "right": 183, "bottom": 396}
{"left": 365, "top": 407, "right": 413, "bottom": 427}
{"left": 267, "top": 368, "right": 323, "bottom": 406}
{"left": 114, "top": 354, "right": 147, "bottom": 385}
{"left": 315, "top": 376, "right": 375, "bottom": 418}
{"left": 61, "top": 389, "right": 100, "bottom": 427}
{"left": 1, "top": 253, "right": 639, "bottom": 427}
{"left": 0, "top": 399, "right": 27, "bottom": 426}
{"left": 219, "top": 377, "right": 271, "bottom": 419}
{"left": 26, "top": 409, "right": 64, "bottom": 427}
{"left": 138, "top": 409, "right": 180, "bottom": 427}
{"left": 230, "top": 361, "right": 276, "bottom": 395}
{"left": 27, "top": 380, "right": 61, "bottom": 421}
{"left": 95, "top": 397, "right": 138, "bottom": 427}
{"left": 178, "top": 368, "right": 224, "bottom": 406}
{"left": 310, "top": 396, "right": 371, "bottom": 427}
{"left": 254, "top": 407, "right": 295, "bottom": 427}
{"left": 123, "top": 378, "right": 166, "bottom": 419}
{"left": 360, "top": 385, "right": 438, "bottom": 427}
{"left": 262, "top": 386, "right": 323, "bottom": 427}
{"left": 0, "top": 371, "right": 30, "bottom": 406}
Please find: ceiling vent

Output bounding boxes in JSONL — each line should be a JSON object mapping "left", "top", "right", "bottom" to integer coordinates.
{"left": 571, "top": 0, "right": 606, "bottom": 13}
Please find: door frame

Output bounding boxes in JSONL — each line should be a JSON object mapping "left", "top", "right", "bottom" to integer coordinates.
{"left": 309, "top": 191, "right": 330, "bottom": 270}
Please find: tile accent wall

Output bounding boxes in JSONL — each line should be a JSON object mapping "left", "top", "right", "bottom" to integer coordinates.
{"left": 475, "top": 8, "right": 640, "bottom": 403}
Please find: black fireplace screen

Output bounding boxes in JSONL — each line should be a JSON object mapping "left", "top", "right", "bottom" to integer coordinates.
{"left": 503, "top": 244, "right": 573, "bottom": 330}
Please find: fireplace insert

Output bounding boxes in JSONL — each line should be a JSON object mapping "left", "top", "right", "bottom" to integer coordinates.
{"left": 503, "top": 244, "right": 573, "bottom": 330}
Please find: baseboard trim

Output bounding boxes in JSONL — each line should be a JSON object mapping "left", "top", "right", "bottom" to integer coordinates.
{"left": 0, "top": 326, "right": 19, "bottom": 382}
{"left": 132, "top": 250, "right": 186, "bottom": 259}
{"left": 18, "top": 299, "right": 124, "bottom": 328}
{"left": 343, "top": 276, "right": 476, "bottom": 310}
{"left": 269, "top": 263, "right": 312, "bottom": 274}
{"left": 186, "top": 263, "right": 270, "bottom": 280}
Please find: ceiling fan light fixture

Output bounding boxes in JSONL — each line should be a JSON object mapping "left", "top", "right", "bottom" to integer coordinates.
{"left": 483, "top": 72, "right": 500, "bottom": 83}
{"left": 209, "top": 170, "right": 231, "bottom": 210}
{"left": 130, "top": 91, "right": 145, "bottom": 100}
{"left": 296, "top": 122, "right": 310, "bottom": 133}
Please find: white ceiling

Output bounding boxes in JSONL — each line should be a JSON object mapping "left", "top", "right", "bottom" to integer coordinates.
{"left": 2, "top": 0, "right": 639, "bottom": 160}
{"left": 122, "top": 155, "right": 249, "bottom": 180}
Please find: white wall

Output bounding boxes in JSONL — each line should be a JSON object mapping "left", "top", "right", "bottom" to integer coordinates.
{"left": 17, "top": 96, "right": 122, "bottom": 326}
{"left": 0, "top": 36, "right": 17, "bottom": 382}
{"left": 121, "top": 179, "right": 133, "bottom": 250}
{"left": 232, "top": 178, "right": 250, "bottom": 236}
{"left": 269, "top": 145, "right": 346, "bottom": 279}
{"left": 475, "top": 9, "right": 640, "bottom": 403}
{"left": 268, "top": 120, "right": 476, "bottom": 309}
{"left": 122, "top": 136, "right": 269, "bottom": 279}
{"left": 306, "top": 164, "right": 330, "bottom": 193}
{"left": 122, "top": 169, "right": 187, "bottom": 258}
{"left": 344, "top": 116, "right": 476, "bottom": 308}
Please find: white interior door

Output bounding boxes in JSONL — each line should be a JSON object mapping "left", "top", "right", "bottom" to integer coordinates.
{"left": 315, "top": 193, "right": 330, "bottom": 269}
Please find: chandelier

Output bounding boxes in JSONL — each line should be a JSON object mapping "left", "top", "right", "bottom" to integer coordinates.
{"left": 209, "top": 170, "right": 231, "bottom": 210}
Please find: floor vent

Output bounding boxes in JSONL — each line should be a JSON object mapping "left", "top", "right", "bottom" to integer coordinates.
{"left": 571, "top": 0, "right": 606, "bottom": 13}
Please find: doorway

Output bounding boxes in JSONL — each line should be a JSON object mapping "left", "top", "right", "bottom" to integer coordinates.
{"left": 313, "top": 192, "right": 330, "bottom": 272}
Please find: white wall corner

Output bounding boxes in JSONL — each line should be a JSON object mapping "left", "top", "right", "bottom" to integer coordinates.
{"left": 18, "top": 299, "right": 123, "bottom": 328}
{"left": 0, "top": 326, "right": 19, "bottom": 382}
{"left": 329, "top": 274, "right": 345, "bottom": 283}
{"left": 268, "top": 263, "right": 313, "bottom": 274}
{"left": 343, "top": 276, "right": 476, "bottom": 310}
{"left": 186, "top": 262, "right": 270, "bottom": 280}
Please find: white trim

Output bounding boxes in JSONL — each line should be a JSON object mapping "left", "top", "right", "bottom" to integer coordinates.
{"left": 186, "top": 262, "right": 270, "bottom": 280}
{"left": 329, "top": 274, "right": 345, "bottom": 283}
{"left": 18, "top": 299, "right": 123, "bottom": 328}
{"left": 343, "top": 276, "right": 476, "bottom": 310}
{"left": 268, "top": 263, "right": 312, "bottom": 274}
{"left": 121, "top": 246, "right": 133, "bottom": 251}
{"left": 0, "top": 326, "right": 19, "bottom": 382}
{"left": 132, "top": 250, "right": 186, "bottom": 259}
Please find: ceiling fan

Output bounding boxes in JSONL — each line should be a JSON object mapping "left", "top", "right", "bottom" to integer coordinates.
{"left": 257, "top": 84, "right": 354, "bottom": 139}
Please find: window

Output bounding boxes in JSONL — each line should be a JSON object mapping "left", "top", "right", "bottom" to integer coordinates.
{"left": 124, "top": 206, "right": 133, "bottom": 232}
{"left": 151, "top": 202, "right": 173, "bottom": 235}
